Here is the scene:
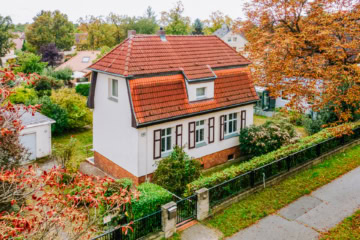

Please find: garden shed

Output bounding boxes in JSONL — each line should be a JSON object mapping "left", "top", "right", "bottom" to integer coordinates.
{"left": 19, "top": 110, "right": 55, "bottom": 160}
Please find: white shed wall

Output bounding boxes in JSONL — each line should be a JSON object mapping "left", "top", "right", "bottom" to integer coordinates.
{"left": 21, "top": 124, "right": 52, "bottom": 159}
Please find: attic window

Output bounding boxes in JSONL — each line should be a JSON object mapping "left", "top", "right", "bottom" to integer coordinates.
{"left": 82, "top": 57, "right": 90, "bottom": 63}
{"left": 196, "top": 87, "right": 206, "bottom": 99}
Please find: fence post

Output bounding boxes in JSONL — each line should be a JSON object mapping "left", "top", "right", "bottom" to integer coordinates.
{"left": 250, "top": 171, "right": 255, "bottom": 187}
{"left": 196, "top": 188, "right": 209, "bottom": 221}
{"left": 161, "top": 201, "right": 177, "bottom": 239}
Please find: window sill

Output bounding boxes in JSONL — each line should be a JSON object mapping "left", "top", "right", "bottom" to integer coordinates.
{"left": 224, "top": 133, "right": 239, "bottom": 140}
{"left": 108, "top": 97, "right": 118, "bottom": 102}
{"left": 196, "top": 142, "right": 207, "bottom": 148}
{"left": 161, "top": 151, "right": 171, "bottom": 158}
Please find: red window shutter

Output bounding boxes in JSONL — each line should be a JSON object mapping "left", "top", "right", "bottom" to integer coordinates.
{"left": 208, "top": 117, "right": 215, "bottom": 143}
{"left": 153, "top": 129, "right": 161, "bottom": 159}
{"left": 241, "top": 110, "right": 246, "bottom": 129}
{"left": 176, "top": 124, "right": 183, "bottom": 147}
{"left": 188, "top": 122, "right": 196, "bottom": 149}
{"left": 220, "top": 115, "right": 225, "bottom": 141}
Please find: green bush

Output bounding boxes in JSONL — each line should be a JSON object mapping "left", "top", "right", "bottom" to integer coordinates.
{"left": 132, "top": 183, "right": 172, "bottom": 219}
{"left": 239, "top": 120, "right": 298, "bottom": 157}
{"left": 9, "top": 86, "right": 38, "bottom": 104}
{"left": 37, "top": 96, "right": 69, "bottom": 134}
{"left": 14, "top": 52, "right": 48, "bottom": 74}
{"left": 51, "top": 88, "right": 92, "bottom": 129}
{"left": 75, "top": 83, "right": 90, "bottom": 97}
{"left": 33, "top": 76, "right": 64, "bottom": 97}
{"left": 153, "top": 146, "right": 202, "bottom": 195}
{"left": 185, "top": 122, "right": 360, "bottom": 196}
{"left": 303, "top": 117, "right": 324, "bottom": 135}
{"left": 43, "top": 67, "right": 73, "bottom": 84}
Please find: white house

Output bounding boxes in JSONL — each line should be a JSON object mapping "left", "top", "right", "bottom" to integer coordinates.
{"left": 87, "top": 30, "right": 258, "bottom": 184}
{"left": 19, "top": 110, "right": 55, "bottom": 160}
{"left": 213, "top": 24, "right": 248, "bottom": 52}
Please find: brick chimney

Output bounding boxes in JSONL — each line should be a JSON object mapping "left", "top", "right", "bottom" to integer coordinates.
{"left": 157, "top": 27, "right": 167, "bottom": 41}
{"left": 128, "top": 30, "right": 136, "bottom": 38}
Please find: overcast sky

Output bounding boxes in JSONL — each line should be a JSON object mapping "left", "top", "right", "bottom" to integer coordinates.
{"left": 2, "top": 0, "right": 248, "bottom": 24}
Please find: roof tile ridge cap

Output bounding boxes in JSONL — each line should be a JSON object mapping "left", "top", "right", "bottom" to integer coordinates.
{"left": 213, "top": 35, "right": 252, "bottom": 64}
{"left": 123, "top": 37, "right": 134, "bottom": 76}
{"left": 89, "top": 38, "right": 129, "bottom": 70}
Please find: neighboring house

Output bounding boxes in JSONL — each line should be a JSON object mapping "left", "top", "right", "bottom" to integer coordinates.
{"left": 213, "top": 24, "right": 248, "bottom": 52}
{"left": 56, "top": 51, "right": 99, "bottom": 81}
{"left": 0, "top": 32, "right": 25, "bottom": 66}
{"left": 87, "top": 30, "right": 258, "bottom": 184}
{"left": 19, "top": 110, "right": 55, "bottom": 160}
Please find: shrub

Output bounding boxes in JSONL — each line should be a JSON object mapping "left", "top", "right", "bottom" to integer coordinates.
{"left": 153, "top": 146, "right": 202, "bottom": 195}
{"left": 8, "top": 86, "right": 38, "bottom": 104}
{"left": 43, "top": 67, "right": 73, "bottom": 84}
{"left": 37, "top": 96, "right": 69, "bottom": 134}
{"left": 33, "top": 76, "right": 64, "bottom": 97}
{"left": 75, "top": 83, "right": 90, "bottom": 97}
{"left": 303, "top": 117, "right": 324, "bottom": 135}
{"left": 185, "top": 122, "right": 360, "bottom": 196}
{"left": 0, "top": 132, "right": 30, "bottom": 168}
{"left": 14, "top": 52, "right": 47, "bottom": 74}
{"left": 51, "top": 88, "right": 92, "bottom": 129}
{"left": 53, "top": 137, "right": 77, "bottom": 168}
{"left": 132, "top": 183, "right": 172, "bottom": 219}
{"left": 239, "top": 120, "right": 298, "bottom": 157}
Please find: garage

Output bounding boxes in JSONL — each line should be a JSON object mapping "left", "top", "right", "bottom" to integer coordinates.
{"left": 19, "top": 110, "right": 55, "bottom": 161}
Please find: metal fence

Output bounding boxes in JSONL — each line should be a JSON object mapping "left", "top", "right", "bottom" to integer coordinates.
{"left": 176, "top": 194, "right": 197, "bottom": 227}
{"left": 92, "top": 210, "right": 162, "bottom": 240}
{"left": 208, "top": 127, "right": 360, "bottom": 207}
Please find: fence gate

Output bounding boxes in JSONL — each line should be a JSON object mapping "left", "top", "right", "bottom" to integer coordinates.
{"left": 176, "top": 195, "right": 197, "bottom": 227}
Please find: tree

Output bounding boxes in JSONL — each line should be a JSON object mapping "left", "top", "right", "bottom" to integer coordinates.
{"left": 203, "top": 11, "right": 233, "bottom": 35}
{"left": 153, "top": 146, "right": 201, "bottom": 195}
{"left": 39, "top": 43, "right": 63, "bottom": 66}
{"left": 160, "top": 1, "right": 191, "bottom": 35}
{"left": 0, "top": 166, "right": 135, "bottom": 239}
{"left": 192, "top": 18, "right": 204, "bottom": 35}
{"left": 0, "top": 15, "right": 14, "bottom": 60}
{"left": 241, "top": 0, "right": 360, "bottom": 131}
{"left": 25, "top": 10, "right": 75, "bottom": 51}
{"left": 14, "top": 52, "right": 47, "bottom": 74}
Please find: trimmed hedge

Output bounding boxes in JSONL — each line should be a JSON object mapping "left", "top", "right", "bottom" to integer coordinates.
{"left": 185, "top": 122, "right": 360, "bottom": 196}
{"left": 132, "top": 182, "right": 172, "bottom": 219}
{"left": 75, "top": 83, "right": 90, "bottom": 97}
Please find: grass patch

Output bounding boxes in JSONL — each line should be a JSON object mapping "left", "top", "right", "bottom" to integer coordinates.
{"left": 320, "top": 209, "right": 360, "bottom": 240}
{"left": 52, "top": 128, "right": 93, "bottom": 170}
{"left": 205, "top": 144, "right": 360, "bottom": 237}
{"left": 253, "top": 115, "right": 268, "bottom": 126}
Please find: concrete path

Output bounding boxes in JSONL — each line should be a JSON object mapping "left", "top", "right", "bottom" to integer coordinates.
{"left": 228, "top": 166, "right": 360, "bottom": 240}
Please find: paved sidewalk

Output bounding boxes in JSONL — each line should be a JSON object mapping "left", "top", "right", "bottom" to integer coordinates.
{"left": 228, "top": 166, "right": 360, "bottom": 240}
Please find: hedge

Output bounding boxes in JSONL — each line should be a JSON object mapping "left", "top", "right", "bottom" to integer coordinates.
{"left": 185, "top": 122, "right": 360, "bottom": 196}
{"left": 132, "top": 182, "right": 172, "bottom": 219}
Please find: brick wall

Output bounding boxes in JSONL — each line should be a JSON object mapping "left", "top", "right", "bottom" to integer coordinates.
{"left": 94, "top": 151, "right": 151, "bottom": 185}
{"left": 200, "top": 146, "right": 241, "bottom": 169}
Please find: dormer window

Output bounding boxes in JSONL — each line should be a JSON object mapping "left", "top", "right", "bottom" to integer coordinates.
{"left": 82, "top": 57, "right": 90, "bottom": 63}
{"left": 196, "top": 87, "right": 206, "bottom": 99}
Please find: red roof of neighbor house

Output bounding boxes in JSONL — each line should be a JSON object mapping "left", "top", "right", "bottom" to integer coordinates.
{"left": 89, "top": 35, "right": 251, "bottom": 80}
{"left": 129, "top": 68, "right": 258, "bottom": 124}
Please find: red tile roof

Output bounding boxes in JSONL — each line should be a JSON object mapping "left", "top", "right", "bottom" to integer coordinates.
{"left": 89, "top": 35, "right": 251, "bottom": 80}
{"left": 129, "top": 68, "right": 258, "bottom": 125}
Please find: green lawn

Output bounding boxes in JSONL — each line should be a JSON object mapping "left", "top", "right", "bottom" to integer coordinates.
{"left": 52, "top": 128, "right": 93, "bottom": 169}
{"left": 320, "top": 210, "right": 360, "bottom": 240}
{"left": 205, "top": 144, "right": 360, "bottom": 237}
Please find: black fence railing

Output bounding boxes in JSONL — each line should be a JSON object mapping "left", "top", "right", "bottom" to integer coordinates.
{"left": 176, "top": 194, "right": 197, "bottom": 226}
{"left": 208, "top": 127, "right": 360, "bottom": 207}
{"left": 92, "top": 210, "right": 162, "bottom": 240}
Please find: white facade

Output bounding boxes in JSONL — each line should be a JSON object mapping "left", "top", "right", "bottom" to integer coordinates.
{"left": 93, "top": 72, "right": 255, "bottom": 178}
{"left": 20, "top": 123, "right": 53, "bottom": 160}
{"left": 221, "top": 32, "right": 248, "bottom": 52}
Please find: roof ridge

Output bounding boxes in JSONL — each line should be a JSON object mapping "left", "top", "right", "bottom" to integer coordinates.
{"left": 212, "top": 35, "right": 251, "bottom": 64}
{"left": 123, "top": 36, "right": 134, "bottom": 76}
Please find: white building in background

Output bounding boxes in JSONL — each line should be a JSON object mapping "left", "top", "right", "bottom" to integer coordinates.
{"left": 19, "top": 110, "right": 55, "bottom": 161}
{"left": 86, "top": 30, "right": 258, "bottom": 184}
{"left": 213, "top": 24, "right": 248, "bottom": 52}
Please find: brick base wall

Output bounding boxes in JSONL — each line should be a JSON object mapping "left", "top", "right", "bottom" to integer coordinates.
{"left": 94, "top": 151, "right": 151, "bottom": 185}
{"left": 200, "top": 146, "right": 241, "bottom": 169}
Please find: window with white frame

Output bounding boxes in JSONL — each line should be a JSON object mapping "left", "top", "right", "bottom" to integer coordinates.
{"left": 161, "top": 128, "right": 172, "bottom": 153}
{"left": 228, "top": 37, "right": 231, "bottom": 42}
{"left": 196, "top": 87, "right": 206, "bottom": 99}
{"left": 224, "top": 113, "right": 237, "bottom": 135}
{"left": 82, "top": 57, "right": 90, "bottom": 63}
{"left": 195, "top": 120, "right": 205, "bottom": 143}
{"left": 110, "top": 79, "right": 118, "bottom": 99}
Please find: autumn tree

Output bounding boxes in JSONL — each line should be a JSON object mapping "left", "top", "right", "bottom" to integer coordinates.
{"left": 160, "top": 1, "right": 191, "bottom": 35}
{"left": 203, "top": 11, "right": 233, "bottom": 35}
{"left": 241, "top": 0, "right": 360, "bottom": 128}
{"left": 0, "top": 15, "right": 14, "bottom": 62}
{"left": 25, "top": 10, "right": 75, "bottom": 51}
